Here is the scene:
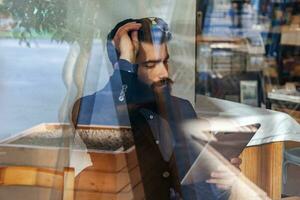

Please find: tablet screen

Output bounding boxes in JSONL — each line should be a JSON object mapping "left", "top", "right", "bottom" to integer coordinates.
{"left": 181, "top": 123, "right": 260, "bottom": 185}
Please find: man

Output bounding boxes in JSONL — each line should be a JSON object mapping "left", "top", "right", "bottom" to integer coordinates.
{"left": 73, "top": 17, "right": 241, "bottom": 199}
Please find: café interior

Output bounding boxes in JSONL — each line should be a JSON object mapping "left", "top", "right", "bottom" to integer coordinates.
{"left": 0, "top": 0, "right": 300, "bottom": 199}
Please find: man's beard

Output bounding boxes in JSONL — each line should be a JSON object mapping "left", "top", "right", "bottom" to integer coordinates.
{"left": 151, "top": 77, "right": 174, "bottom": 112}
{"left": 151, "top": 78, "right": 175, "bottom": 121}
{"left": 127, "top": 77, "right": 174, "bottom": 111}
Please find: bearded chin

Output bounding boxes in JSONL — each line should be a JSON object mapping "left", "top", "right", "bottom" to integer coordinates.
{"left": 151, "top": 78, "right": 173, "bottom": 103}
{"left": 151, "top": 78, "right": 174, "bottom": 117}
{"left": 126, "top": 76, "right": 174, "bottom": 111}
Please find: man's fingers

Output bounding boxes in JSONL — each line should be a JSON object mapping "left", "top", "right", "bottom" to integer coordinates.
{"left": 230, "top": 157, "right": 242, "bottom": 165}
{"left": 114, "top": 22, "right": 141, "bottom": 40}
{"left": 131, "top": 30, "right": 139, "bottom": 53}
{"left": 216, "top": 184, "right": 232, "bottom": 190}
{"left": 206, "top": 178, "right": 231, "bottom": 186}
{"left": 113, "top": 22, "right": 141, "bottom": 49}
{"left": 230, "top": 157, "right": 242, "bottom": 169}
{"left": 207, "top": 178, "right": 233, "bottom": 190}
{"left": 120, "top": 22, "right": 141, "bottom": 32}
{"left": 211, "top": 171, "right": 232, "bottom": 179}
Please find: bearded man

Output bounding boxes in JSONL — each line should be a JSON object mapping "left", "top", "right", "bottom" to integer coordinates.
{"left": 72, "top": 17, "right": 241, "bottom": 200}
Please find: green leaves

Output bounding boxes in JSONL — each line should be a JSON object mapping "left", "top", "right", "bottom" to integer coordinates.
{"left": 1, "top": 0, "right": 101, "bottom": 47}
{"left": 2, "top": 0, "right": 69, "bottom": 44}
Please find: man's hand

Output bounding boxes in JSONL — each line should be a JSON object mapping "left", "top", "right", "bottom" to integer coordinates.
{"left": 206, "top": 157, "right": 242, "bottom": 190}
{"left": 230, "top": 157, "right": 242, "bottom": 170}
{"left": 113, "top": 22, "right": 141, "bottom": 63}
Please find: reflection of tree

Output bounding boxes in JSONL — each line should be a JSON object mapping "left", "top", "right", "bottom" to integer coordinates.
{"left": 0, "top": 0, "right": 101, "bottom": 123}
{"left": 1, "top": 0, "right": 99, "bottom": 45}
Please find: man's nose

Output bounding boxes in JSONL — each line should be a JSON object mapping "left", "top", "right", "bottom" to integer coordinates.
{"left": 157, "top": 62, "right": 169, "bottom": 79}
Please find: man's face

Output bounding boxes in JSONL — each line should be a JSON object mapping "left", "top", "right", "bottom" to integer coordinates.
{"left": 136, "top": 42, "right": 169, "bottom": 86}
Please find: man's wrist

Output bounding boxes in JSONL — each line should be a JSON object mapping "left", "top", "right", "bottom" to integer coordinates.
{"left": 117, "top": 59, "right": 138, "bottom": 73}
{"left": 120, "top": 53, "right": 135, "bottom": 64}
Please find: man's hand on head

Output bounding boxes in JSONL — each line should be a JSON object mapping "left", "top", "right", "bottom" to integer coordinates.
{"left": 113, "top": 22, "right": 141, "bottom": 63}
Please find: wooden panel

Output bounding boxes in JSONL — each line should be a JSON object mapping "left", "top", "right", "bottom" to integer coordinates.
{"left": 240, "top": 145, "right": 262, "bottom": 185}
{"left": 75, "top": 166, "right": 141, "bottom": 193}
{"left": 0, "top": 166, "right": 76, "bottom": 199}
{"left": 240, "top": 142, "right": 284, "bottom": 200}
{"left": 63, "top": 167, "right": 75, "bottom": 200}
{"left": 0, "top": 166, "right": 63, "bottom": 189}
{"left": 87, "top": 152, "right": 127, "bottom": 172}
{"left": 0, "top": 146, "right": 137, "bottom": 173}
{"left": 74, "top": 183, "right": 144, "bottom": 200}
{"left": 0, "top": 186, "right": 62, "bottom": 200}
{"left": 74, "top": 190, "right": 132, "bottom": 200}
{"left": 125, "top": 148, "right": 139, "bottom": 171}
{"left": 0, "top": 161, "right": 143, "bottom": 199}
{"left": 0, "top": 146, "right": 69, "bottom": 170}
{"left": 127, "top": 166, "right": 142, "bottom": 188}
{"left": 131, "top": 182, "right": 145, "bottom": 200}
{"left": 261, "top": 142, "right": 283, "bottom": 200}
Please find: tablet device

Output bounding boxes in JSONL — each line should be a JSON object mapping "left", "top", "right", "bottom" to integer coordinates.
{"left": 181, "top": 123, "right": 260, "bottom": 185}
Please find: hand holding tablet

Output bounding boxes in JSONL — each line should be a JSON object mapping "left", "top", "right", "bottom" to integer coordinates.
{"left": 181, "top": 120, "right": 260, "bottom": 185}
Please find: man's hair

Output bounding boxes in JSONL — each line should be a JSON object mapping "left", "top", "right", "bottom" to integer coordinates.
{"left": 107, "top": 17, "right": 172, "bottom": 66}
